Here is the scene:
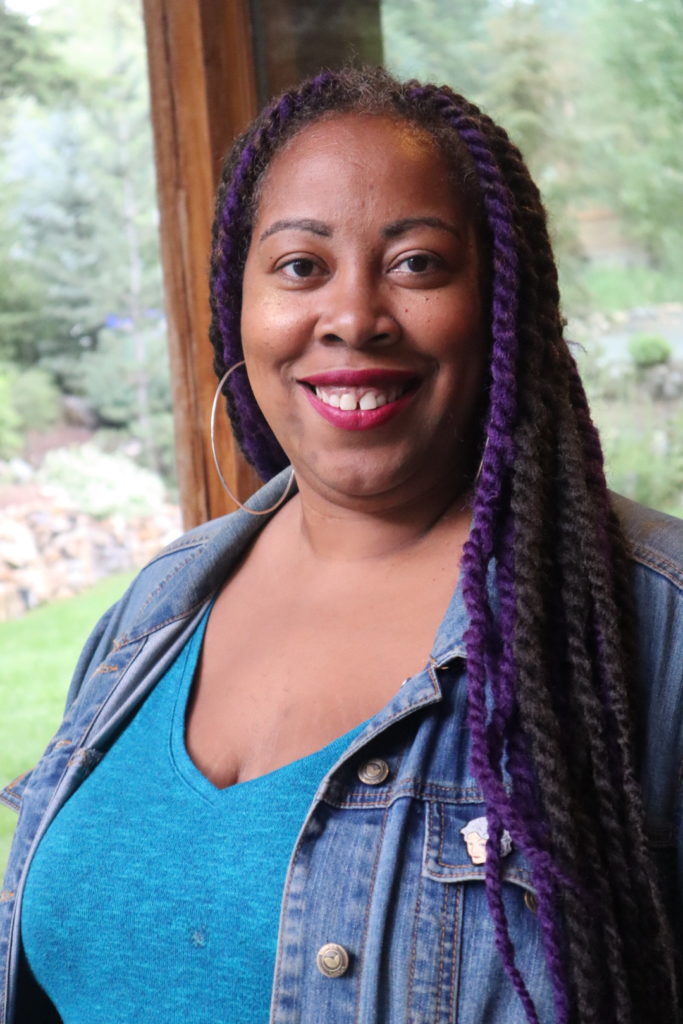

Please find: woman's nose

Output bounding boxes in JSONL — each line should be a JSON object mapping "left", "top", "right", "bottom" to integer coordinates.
{"left": 316, "top": 272, "right": 399, "bottom": 349}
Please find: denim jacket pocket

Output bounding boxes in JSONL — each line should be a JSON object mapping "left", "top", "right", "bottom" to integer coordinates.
{"left": 407, "top": 798, "right": 553, "bottom": 1024}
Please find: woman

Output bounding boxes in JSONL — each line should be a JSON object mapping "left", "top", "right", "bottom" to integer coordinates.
{"left": 1, "top": 66, "right": 681, "bottom": 1024}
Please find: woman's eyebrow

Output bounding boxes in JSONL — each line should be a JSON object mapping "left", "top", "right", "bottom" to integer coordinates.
{"left": 259, "top": 218, "right": 332, "bottom": 242}
{"left": 382, "top": 216, "right": 463, "bottom": 240}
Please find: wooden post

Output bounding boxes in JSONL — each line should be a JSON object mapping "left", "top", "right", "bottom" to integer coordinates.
{"left": 142, "top": 0, "right": 261, "bottom": 529}
{"left": 142, "top": 0, "right": 383, "bottom": 528}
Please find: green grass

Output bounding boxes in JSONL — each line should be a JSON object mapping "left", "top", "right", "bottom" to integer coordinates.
{"left": 0, "top": 572, "right": 134, "bottom": 877}
{"left": 578, "top": 264, "right": 680, "bottom": 313}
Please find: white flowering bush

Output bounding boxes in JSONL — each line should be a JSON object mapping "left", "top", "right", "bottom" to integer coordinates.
{"left": 38, "top": 444, "right": 166, "bottom": 519}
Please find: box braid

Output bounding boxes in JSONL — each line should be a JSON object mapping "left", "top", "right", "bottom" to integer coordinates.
{"left": 208, "top": 66, "right": 679, "bottom": 1023}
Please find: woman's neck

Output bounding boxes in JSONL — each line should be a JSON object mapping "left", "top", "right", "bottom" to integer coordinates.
{"left": 282, "top": 477, "right": 473, "bottom": 565}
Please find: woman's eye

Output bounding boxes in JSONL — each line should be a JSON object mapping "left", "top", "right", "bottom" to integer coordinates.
{"left": 393, "top": 253, "right": 443, "bottom": 275}
{"left": 404, "top": 254, "right": 431, "bottom": 273}
{"left": 278, "top": 258, "right": 319, "bottom": 279}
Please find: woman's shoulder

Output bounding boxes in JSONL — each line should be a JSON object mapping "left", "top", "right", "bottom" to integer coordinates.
{"left": 611, "top": 492, "right": 683, "bottom": 593}
{"left": 610, "top": 494, "right": 682, "bottom": 688}
{"left": 124, "top": 470, "right": 294, "bottom": 601}
{"left": 611, "top": 495, "right": 683, "bottom": 844}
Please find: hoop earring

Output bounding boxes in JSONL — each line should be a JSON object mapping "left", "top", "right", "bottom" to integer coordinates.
{"left": 472, "top": 437, "right": 489, "bottom": 490}
{"left": 210, "top": 360, "right": 295, "bottom": 516}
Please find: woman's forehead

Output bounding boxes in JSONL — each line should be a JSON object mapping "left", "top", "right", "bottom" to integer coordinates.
{"left": 267, "top": 111, "right": 444, "bottom": 175}
{"left": 252, "top": 113, "right": 464, "bottom": 226}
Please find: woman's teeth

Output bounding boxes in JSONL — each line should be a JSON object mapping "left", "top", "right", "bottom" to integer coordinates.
{"left": 314, "top": 386, "right": 402, "bottom": 411}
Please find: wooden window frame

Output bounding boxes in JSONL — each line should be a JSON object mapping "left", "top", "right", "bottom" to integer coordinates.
{"left": 142, "top": 0, "right": 261, "bottom": 529}
{"left": 143, "top": 0, "right": 382, "bottom": 529}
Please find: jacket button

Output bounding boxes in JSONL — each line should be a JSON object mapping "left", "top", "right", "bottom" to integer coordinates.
{"left": 316, "top": 942, "right": 350, "bottom": 977}
{"left": 357, "top": 758, "right": 390, "bottom": 785}
{"left": 524, "top": 890, "right": 538, "bottom": 913}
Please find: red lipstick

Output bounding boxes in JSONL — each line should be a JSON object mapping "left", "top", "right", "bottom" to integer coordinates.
{"left": 297, "top": 367, "right": 419, "bottom": 431}
{"left": 298, "top": 368, "right": 416, "bottom": 388}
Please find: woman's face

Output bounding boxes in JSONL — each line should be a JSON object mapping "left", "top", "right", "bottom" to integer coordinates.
{"left": 240, "top": 113, "right": 487, "bottom": 508}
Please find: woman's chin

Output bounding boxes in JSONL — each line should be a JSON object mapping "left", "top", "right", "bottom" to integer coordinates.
{"left": 291, "top": 451, "right": 453, "bottom": 511}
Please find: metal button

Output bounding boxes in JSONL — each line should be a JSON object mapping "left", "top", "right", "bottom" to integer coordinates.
{"left": 357, "top": 758, "right": 390, "bottom": 785}
{"left": 524, "top": 890, "right": 538, "bottom": 913}
{"left": 316, "top": 942, "right": 350, "bottom": 977}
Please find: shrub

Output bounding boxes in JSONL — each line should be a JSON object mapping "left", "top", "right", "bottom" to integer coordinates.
{"left": 628, "top": 334, "right": 672, "bottom": 369}
{"left": 79, "top": 326, "right": 172, "bottom": 428}
{"left": 38, "top": 443, "right": 166, "bottom": 518}
{"left": 12, "top": 367, "right": 61, "bottom": 432}
{"left": 602, "top": 416, "right": 683, "bottom": 516}
{"left": 0, "top": 372, "right": 21, "bottom": 458}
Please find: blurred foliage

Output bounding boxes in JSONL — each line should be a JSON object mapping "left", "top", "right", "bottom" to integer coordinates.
{"left": 0, "top": 364, "right": 61, "bottom": 456}
{"left": 68, "top": 325, "right": 170, "bottom": 425}
{"left": 576, "top": 341, "right": 683, "bottom": 515}
{"left": 580, "top": 0, "right": 683, "bottom": 273}
{"left": 0, "top": 370, "right": 21, "bottom": 457}
{"left": 0, "top": 0, "right": 173, "bottom": 486}
{"left": 383, "top": 0, "right": 683, "bottom": 515}
{"left": 577, "top": 265, "right": 679, "bottom": 314}
{"left": 383, "top": 0, "right": 683, "bottom": 313}
{"left": 0, "top": 2, "right": 75, "bottom": 104}
{"left": 599, "top": 409, "right": 683, "bottom": 516}
{"left": 628, "top": 334, "right": 672, "bottom": 369}
{"left": 38, "top": 443, "right": 167, "bottom": 518}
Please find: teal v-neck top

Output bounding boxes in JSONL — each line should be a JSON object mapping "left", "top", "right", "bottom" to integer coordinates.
{"left": 22, "top": 609, "right": 365, "bottom": 1022}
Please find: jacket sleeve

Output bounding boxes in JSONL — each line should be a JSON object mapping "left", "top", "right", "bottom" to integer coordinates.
{"left": 62, "top": 596, "right": 124, "bottom": 711}
{"left": 0, "top": 595, "right": 122, "bottom": 813}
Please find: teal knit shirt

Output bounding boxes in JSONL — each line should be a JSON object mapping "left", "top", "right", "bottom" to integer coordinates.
{"left": 22, "top": 609, "right": 365, "bottom": 1022}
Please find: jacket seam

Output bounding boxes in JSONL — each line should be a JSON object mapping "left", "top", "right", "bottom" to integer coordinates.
{"left": 137, "top": 552, "right": 207, "bottom": 616}
{"left": 354, "top": 802, "right": 390, "bottom": 1024}
{"left": 141, "top": 533, "right": 217, "bottom": 562}
{"left": 114, "top": 596, "right": 214, "bottom": 648}
{"left": 323, "top": 780, "right": 485, "bottom": 809}
{"left": 629, "top": 545, "right": 683, "bottom": 592}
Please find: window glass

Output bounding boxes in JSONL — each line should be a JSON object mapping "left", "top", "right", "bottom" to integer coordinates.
{"left": 0, "top": 0, "right": 179, "bottom": 604}
{"left": 249, "top": 0, "right": 382, "bottom": 99}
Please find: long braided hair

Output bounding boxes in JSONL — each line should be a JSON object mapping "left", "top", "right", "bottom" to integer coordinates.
{"left": 208, "top": 66, "right": 679, "bottom": 1023}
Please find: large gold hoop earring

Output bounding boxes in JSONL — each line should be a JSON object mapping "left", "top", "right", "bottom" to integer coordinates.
{"left": 210, "top": 360, "right": 295, "bottom": 516}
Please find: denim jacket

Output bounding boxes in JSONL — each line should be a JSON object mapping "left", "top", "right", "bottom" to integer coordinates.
{"left": 2, "top": 472, "right": 682, "bottom": 1024}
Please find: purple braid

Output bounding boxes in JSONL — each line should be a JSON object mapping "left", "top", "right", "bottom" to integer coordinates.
{"left": 407, "top": 85, "right": 563, "bottom": 1022}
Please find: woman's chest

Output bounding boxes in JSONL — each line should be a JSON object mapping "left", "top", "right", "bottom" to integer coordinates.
{"left": 185, "top": 564, "right": 459, "bottom": 787}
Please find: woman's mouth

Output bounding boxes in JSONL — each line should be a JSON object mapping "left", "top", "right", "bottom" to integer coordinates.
{"left": 297, "top": 371, "right": 419, "bottom": 431}
{"left": 312, "top": 384, "right": 407, "bottom": 411}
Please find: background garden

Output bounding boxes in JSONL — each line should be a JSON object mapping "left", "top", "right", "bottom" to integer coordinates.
{"left": 383, "top": 0, "right": 683, "bottom": 514}
{"left": 1, "top": 0, "right": 681, "bottom": 870}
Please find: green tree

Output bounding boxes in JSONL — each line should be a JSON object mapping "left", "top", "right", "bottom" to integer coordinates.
{"left": 383, "top": 0, "right": 585, "bottom": 303}
{"left": 0, "top": 370, "right": 21, "bottom": 457}
{"left": 382, "top": 0, "right": 492, "bottom": 95}
{"left": 580, "top": 0, "right": 683, "bottom": 274}
{"left": 0, "top": 2, "right": 72, "bottom": 103}
{"left": 0, "top": 0, "right": 169, "bottom": 475}
{"left": 0, "top": 3, "right": 78, "bottom": 364}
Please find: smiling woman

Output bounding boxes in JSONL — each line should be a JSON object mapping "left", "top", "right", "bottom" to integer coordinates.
{"left": 2, "top": 66, "right": 682, "bottom": 1024}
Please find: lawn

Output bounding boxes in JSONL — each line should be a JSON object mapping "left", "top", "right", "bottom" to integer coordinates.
{"left": 0, "top": 572, "right": 134, "bottom": 877}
